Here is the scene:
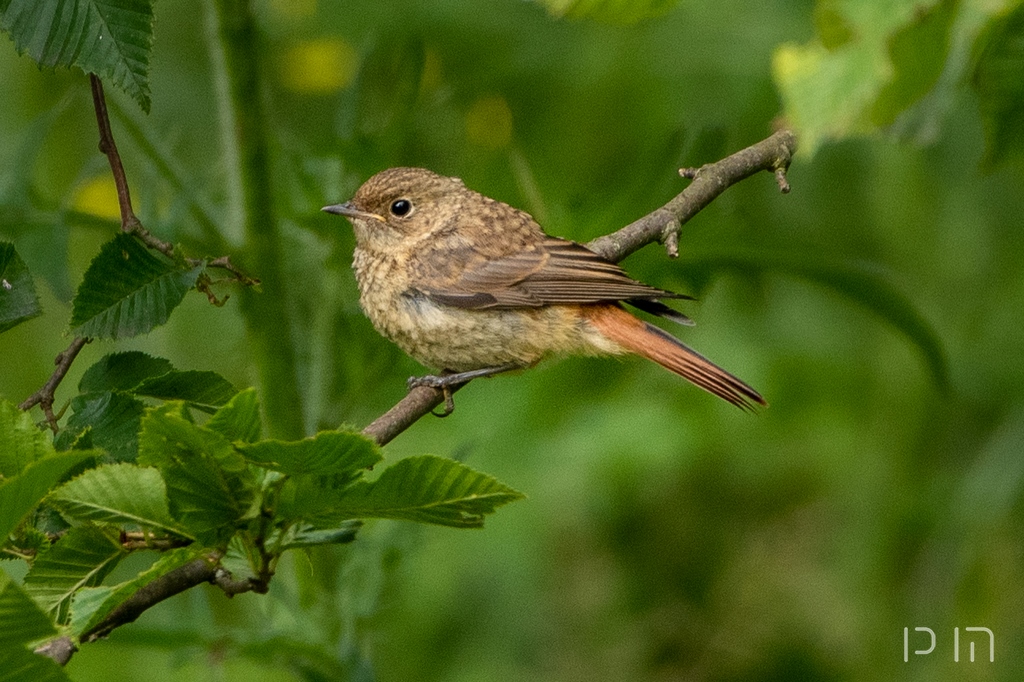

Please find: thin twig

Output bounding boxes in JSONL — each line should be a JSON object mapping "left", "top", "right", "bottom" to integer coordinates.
{"left": 361, "top": 129, "right": 798, "bottom": 446}
{"left": 18, "top": 337, "right": 89, "bottom": 433}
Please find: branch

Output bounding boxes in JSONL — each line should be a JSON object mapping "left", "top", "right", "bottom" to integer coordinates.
{"left": 361, "top": 129, "right": 798, "bottom": 446}
{"left": 20, "top": 76, "right": 258, "bottom": 428}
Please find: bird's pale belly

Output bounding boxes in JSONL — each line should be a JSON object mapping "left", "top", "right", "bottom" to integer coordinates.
{"left": 366, "top": 290, "right": 622, "bottom": 372}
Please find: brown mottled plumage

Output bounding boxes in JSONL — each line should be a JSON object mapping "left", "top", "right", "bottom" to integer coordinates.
{"left": 323, "top": 167, "right": 764, "bottom": 409}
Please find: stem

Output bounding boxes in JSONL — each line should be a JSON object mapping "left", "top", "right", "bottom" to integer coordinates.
{"left": 206, "top": 0, "right": 305, "bottom": 439}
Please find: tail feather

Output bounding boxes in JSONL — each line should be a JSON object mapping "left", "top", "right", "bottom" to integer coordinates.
{"left": 585, "top": 304, "right": 766, "bottom": 410}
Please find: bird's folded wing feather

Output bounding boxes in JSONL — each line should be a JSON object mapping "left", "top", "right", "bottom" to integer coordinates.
{"left": 420, "top": 237, "right": 691, "bottom": 310}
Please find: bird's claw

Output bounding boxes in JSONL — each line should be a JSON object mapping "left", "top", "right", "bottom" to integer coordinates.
{"left": 408, "top": 375, "right": 456, "bottom": 416}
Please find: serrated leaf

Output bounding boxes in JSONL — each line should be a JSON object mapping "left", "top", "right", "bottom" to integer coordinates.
{"left": 0, "top": 0, "right": 155, "bottom": 112}
{"left": 972, "top": 2, "right": 1024, "bottom": 167}
{"left": 206, "top": 388, "right": 261, "bottom": 444}
{"left": 0, "top": 242, "right": 42, "bottom": 334}
{"left": 0, "top": 572, "right": 55, "bottom": 647}
{"left": 53, "top": 391, "right": 144, "bottom": 462}
{"left": 137, "top": 405, "right": 255, "bottom": 544}
{"left": 22, "top": 525, "right": 124, "bottom": 623}
{"left": 78, "top": 351, "right": 173, "bottom": 393}
{"left": 679, "top": 247, "right": 948, "bottom": 387}
{"left": 0, "top": 399, "right": 52, "bottom": 478}
{"left": 0, "top": 645, "right": 69, "bottom": 682}
{"left": 237, "top": 430, "right": 382, "bottom": 477}
{"left": 70, "top": 233, "right": 203, "bottom": 340}
{"left": 276, "top": 521, "right": 361, "bottom": 550}
{"left": 0, "top": 451, "right": 95, "bottom": 540}
{"left": 287, "top": 455, "right": 524, "bottom": 528}
{"left": 134, "top": 370, "right": 236, "bottom": 410}
{"left": 48, "top": 463, "right": 190, "bottom": 537}
{"left": 68, "top": 546, "right": 200, "bottom": 637}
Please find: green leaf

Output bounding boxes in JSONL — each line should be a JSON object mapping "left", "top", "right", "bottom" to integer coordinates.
{"left": 276, "top": 521, "right": 361, "bottom": 550}
{"left": 53, "top": 391, "right": 144, "bottom": 462}
{"left": 286, "top": 455, "right": 525, "bottom": 528}
{"left": 22, "top": 525, "right": 124, "bottom": 623}
{"left": 134, "top": 370, "right": 236, "bottom": 410}
{"left": 972, "top": 2, "right": 1024, "bottom": 167}
{"left": 0, "top": 451, "right": 95, "bottom": 540}
{"left": 0, "top": 571, "right": 55, "bottom": 647}
{"left": 0, "top": 399, "right": 52, "bottom": 478}
{"left": 138, "top": 405, "right": 255, "bottom": 544}
{"left": 0, "top": 645, "right": 69, "bottom": 682}
{"left": 68, "top": 546, "right": 200, "bottom": 637}
{"left": 69, "top": 233, "right": 203, "bottom": 340}
{"left": 0, "top": 242, "right": 42, "bottom": 334}
{"left": 538, "top": 0, "right": 680, "bottom": 24}
{"left": 206, "top": 388, "right": 262, "bottom": 444}
{"left": 680, "top": 248, "right": 948, "bottom": 388}
{"left": 48, "top": 463, "right": 190, "bottom": 537}
{"left": 78, "top": 351, "right": 174, "bottom": 393}
{"left": 772, "top": 0, "right": 947, "bottom": 154}
{"left": 237, "top": 430, "right": 382, "bottom": 477}
{"left": 0, "top": 0, "right": 155, "bottom": 112}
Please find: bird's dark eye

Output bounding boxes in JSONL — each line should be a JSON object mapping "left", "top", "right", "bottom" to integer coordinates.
{"left": 390, "top": 199, "right": 412, "bottom": 217}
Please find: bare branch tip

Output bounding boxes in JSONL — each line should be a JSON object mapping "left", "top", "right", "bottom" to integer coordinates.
{"left": 774, "top": 166, "right": 791, "bottom": 194}
{"left": 678, "top": 167, "right": 699, "bottom": 180}
{"left": 661, "top": 218, "right": 680, "bottom": 258}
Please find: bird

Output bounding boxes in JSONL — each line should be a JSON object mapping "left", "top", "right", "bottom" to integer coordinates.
{"left": 323, "top": 167, "right": 764, "bottom": 413}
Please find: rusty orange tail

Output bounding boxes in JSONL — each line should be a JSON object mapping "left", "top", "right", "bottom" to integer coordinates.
{"left": 585, "top": 304, "right": 766, "bottom": 410}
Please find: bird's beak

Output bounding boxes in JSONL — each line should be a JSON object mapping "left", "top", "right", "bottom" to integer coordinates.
{"left": 321, "top": 202, "right": 386, "bottom": 222}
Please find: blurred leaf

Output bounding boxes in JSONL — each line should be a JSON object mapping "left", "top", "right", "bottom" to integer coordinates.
{"left": 54, "top": 391, "right": 144, "bottom": 462}
{"left": 773, "top": 0, "right": 947, "bottom": 154}
{"left": 0, "top": 571, "right": 55, "bottom": 647}
{"left": 22, "top": 525, "right": 124, "bottom": 623}
{"left": 78, "top": 351, "right": 173, "bottom": 393}
{"left": 137, "top": 404, "right": 255, "bottom": 544}
{"left": 0, "top": 399, "right": 52, "bottom": 478}
{"left": 972, "top": 1, "right": 1024, "bottom": 167}
{"left": 0, "top": 243, "right": 42, "bottom": 334}
{"left": 206, "top": 388, "right": 262, "bottom": 444}
{"left": 134, "top": 370, "right": 236, "bottom": 410}
{"left": 0, "top": 645, "right": 69, "bottom": 682}
{"left": 68, "top": 546, "right": 199, "bottom": 637}
{"left": 48, "top": 463, "right": 190, "bottom": 537}
{"left": 682, "top": 248, "right": 948, "bottom": 387}
{"left": 69, "top": 233, "right": 203, "bottom": 340}
{"left": 870, "top": 0, "right": 957, "bottom": 127}
{"left": 237, "top": 430, "right": 382, "bottom": 477}
{"left": 290, "top": 455, "right": 525, "bottom": 528}
{"left": 0, "top": 0, "right": 154, "bottom": 112}
{"left": 0, "top": 451, "right": 95, "bottom": 540}
{"left": 538, "top": 0, "right": 680, "bottom": 24}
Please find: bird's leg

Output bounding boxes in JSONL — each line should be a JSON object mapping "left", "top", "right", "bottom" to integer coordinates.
{"left": 407, "top": 363, "right": 522, "bottom": 416}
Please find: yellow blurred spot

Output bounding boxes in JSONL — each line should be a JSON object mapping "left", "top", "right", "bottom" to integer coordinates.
{"left": 421, "top": 48, "right": 443, "bottom": 92}
{"left": 73, "top": 176, "right": 120, "bottom": 220}
{"left": 280, "top": 38, "right": 358, "bottom": 94}
{"left": 465, "top": 96, "right": 514, "bottom": 149}
{"left": 269, "top": 0, "right": 317, "bottom": 19}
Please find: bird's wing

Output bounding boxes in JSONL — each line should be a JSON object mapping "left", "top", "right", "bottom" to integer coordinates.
{"left": 419, "top": 237, "right": 693, "bottom": 317}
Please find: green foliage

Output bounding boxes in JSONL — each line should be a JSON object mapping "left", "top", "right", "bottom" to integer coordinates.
{"left": 70, "top": 234, "right": 203, "bottom": 340}
{"left": 0, "top": 0, "right": 154, "bottom": 112}
{"left": 972, "top": 1, "right": 1024, "bottom": 167}
{"left": 22, "top": 525, "right": 124, "bottom": 622}
{"left": 285, "top": 454, "right": 526, "bottom": 528}
{"left": 0, "top": 242, "right": 41, "bottom": 333}
{"left": 773, "top": 0, "right": 1007, "bottom": 155}
{"left": 0, "top": 574, "right": 67, "bottom": 682}
{"left": 47, "top": 463, "right": 188, "bottom": 537}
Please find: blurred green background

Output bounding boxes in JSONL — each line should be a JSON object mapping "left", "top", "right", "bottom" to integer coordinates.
{"left": 2, "top": 0, "right": 1023, "bottom": 680}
